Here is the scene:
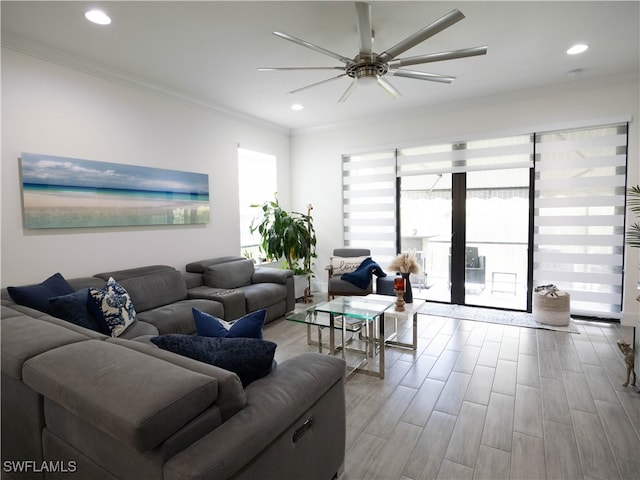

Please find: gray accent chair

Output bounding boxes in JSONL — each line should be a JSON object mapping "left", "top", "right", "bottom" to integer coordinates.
{"left": 326, "top": 248, "right": 373, "bottom": 301}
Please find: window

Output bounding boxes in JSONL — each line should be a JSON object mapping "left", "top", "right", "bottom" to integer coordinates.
{"left": 534, "top": 123, "right": 628, "bottom": 318}
{"left": 238, "top": 147, "right": 277, "bottom": 261}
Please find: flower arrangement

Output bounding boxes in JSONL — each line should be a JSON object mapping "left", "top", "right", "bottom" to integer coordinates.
{"left": 388, "top": 251, "right": 421, "bottom": 274}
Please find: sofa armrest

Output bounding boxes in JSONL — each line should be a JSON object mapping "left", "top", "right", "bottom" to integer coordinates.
{"left": 251, "top": 267, "right": 293, "bottom": 284}
{"left": 163, "top": 353, "right": 346, "bottom": 480}
{"left": 325, "top": 264, "right": 334, "bottom": 280}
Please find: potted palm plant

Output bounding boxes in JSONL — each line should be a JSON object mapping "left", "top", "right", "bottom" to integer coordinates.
{"left": 250, "top": 194, "right": 317, "bottom": 300}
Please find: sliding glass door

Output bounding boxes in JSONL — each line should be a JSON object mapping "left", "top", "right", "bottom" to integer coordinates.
{"left": 464, "top": 168, "right": 530, "bottom": 309}
{"left": 400, "top": 173, "right": 453, "bottom": 303}
{"left": 400, "top": 168, "right": 531, "bottom": 310}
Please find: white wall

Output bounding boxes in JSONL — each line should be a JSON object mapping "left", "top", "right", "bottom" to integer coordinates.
{"left": 291, "top": 79, "right": 640, "bottom": 325}
{"left": 1, "top": 49, "right": 290, "bottom": 286}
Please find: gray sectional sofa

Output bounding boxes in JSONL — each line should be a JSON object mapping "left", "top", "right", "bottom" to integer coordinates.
{"left": 1, "top": 262, "right": 346, "bottom": 480}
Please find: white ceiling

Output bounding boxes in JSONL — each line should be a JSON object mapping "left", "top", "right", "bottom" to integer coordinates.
{"left": 2, "top": 1, "right": 639, "bottom": 132}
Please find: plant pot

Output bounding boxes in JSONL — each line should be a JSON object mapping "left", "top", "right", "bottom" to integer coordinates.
{"left": 294, "top": 274, "right": 308, "bottom": 300}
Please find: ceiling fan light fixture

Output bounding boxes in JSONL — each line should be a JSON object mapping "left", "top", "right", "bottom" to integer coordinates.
{"left": 291, "top": 103, "right": 304, "bottom": 111}
{"left": 85, "top": 9, "right": 111, "bottom": 25}
{"left": 567, "top": 44, "right": 588, "bottom": 55}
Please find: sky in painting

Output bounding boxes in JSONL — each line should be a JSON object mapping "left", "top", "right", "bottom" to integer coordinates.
{"left": 20, "top": 153, "right": 209, "bottom": 194}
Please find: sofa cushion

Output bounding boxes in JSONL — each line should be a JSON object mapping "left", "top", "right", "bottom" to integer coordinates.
{"left": 137, "top": 299, "right": 223, "bottom": 335}
{"left": 89, "top": 277, "right": 137, "bottom": 337}
{"left": 108, "top": 337, "right": 246, "bottom": 421}
{"left": 1, "top": 316, "right": 90, "bottom": 379}
{"left": 193, "top": 308, "right": 265, "bottom": 339}
{"left": 203, "top": 259, "right": 254, "bottom": 289}
{"left": 118, "top": 270, "right": 188, "bottom": 312}
{"left": 49, "top": 288, "right": 104, "bottom": 333}
{"left": 185, "top": 256, "right": 246, "bottom": 274}
{"left": 151, "top": 335, "right": 276, "bottom": 387}
{"left": 22, "top": 340, "right": 219, "bottom": 452}
{"left": 7, "top": 272, "right": 75, "bottom": 315}
{"left": 240, "top": 283, "right": 287, "bottom": 313}
{"left": 93, "top": 265, "right": 176, "bottom": 282}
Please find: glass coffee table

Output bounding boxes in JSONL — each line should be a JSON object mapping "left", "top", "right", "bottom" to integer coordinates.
{"left": 287, "top": 296, "right": 394, "bottom": 379}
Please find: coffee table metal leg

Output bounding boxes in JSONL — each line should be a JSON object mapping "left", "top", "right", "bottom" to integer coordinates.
{"left": 378, "top": 313, "right": 385, "bottom": 379}
{"left": 329, "top": 313, "right": 335, "bottom": 355}
{"left": 342, "top": 317, "right": 346, "bottom": 360}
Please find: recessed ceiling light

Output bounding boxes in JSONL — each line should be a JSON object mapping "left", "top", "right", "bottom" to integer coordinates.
{"left": 567, "top": 44, "right": 588, "bottom": 55}
{"left": 291, "top": 104, "right": 304, "bottom": 111}
{"left": 85, "top": 9, "right": 111, "bottom": 25}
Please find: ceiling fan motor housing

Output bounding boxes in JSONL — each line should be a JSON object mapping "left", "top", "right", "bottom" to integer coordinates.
{"left": 347, "top": 55, "right": 388, "bottom": 79}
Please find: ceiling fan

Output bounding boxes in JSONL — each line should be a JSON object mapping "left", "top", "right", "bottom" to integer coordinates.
{"left": 258, "top": 2, "right": 487, "bottom": 102}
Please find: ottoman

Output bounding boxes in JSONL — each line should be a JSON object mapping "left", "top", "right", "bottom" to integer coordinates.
{"left": 376, "top": 276, "right": 396, "bottom": 296}
{"left": 533, "top": 288, "right": 570, "bottom": 326}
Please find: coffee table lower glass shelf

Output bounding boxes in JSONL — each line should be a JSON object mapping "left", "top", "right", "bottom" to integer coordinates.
{"left": 286, "top": 297, "right": 394, "bottom": 379}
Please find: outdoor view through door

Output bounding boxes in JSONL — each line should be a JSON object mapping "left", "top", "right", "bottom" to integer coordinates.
{"left": 400, "top": 168, "right": 531, "bottom": 310}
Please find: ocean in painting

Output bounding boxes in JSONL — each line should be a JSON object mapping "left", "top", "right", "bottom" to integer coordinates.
{"left": 20, "top": 153, "right": 210, "bottom": 229}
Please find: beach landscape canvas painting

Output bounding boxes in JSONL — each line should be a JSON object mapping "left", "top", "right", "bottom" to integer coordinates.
{"left": 19, "top": 153, "right": 210, "bottom": 229}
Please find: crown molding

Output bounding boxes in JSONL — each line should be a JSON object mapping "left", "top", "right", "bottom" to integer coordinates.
{"left": 291, "top": 72, "right": 639, "bottom": 137}
{"left": 1, "top": 32, "right": 290, "bottom": 136}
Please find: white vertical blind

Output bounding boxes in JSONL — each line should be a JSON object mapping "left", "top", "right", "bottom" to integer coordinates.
{"left": 342, "top": 151, "right": 397, "bottom": 263}
{"left": 534, "top": 123, "right": 628, "bottom": 318}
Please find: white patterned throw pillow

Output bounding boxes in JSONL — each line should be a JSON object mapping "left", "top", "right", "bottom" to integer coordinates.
{"left": 330, "top": 256, "right": 369, "bottom": 276}
{"left": 89, "top": 277, "right": 136, "bottom": 337}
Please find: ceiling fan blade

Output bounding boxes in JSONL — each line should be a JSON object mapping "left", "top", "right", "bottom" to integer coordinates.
{"left": 391, "top": 69, "right": 455, "bottom": 83}
{"left": 258, "top": 66, "right": 346, "bottom": 71}
{"left": 355, "top": 2, "right": 373, "bottom": 56}
{"left": 273, "top": 31, "right": 353, "bottom": 64}
{"left": 377, "top": 76, "right": 401, "bottom": 99}
{"left": 388, "top": 46, "right": 488, "bottom": 68}
{"left": 287, "top": 73, "right": 348, "bottom": 94}
{"left": 338, "top": 78, "right": 358, "bottom": 103}
{"left": 377, "top": 9, "right": 465, "bottom": 63}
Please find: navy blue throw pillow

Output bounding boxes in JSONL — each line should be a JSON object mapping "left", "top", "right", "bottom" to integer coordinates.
{"left": 193, "top": 308, "right": 265, "bottom": 339}
{"left": 49, "top": 288, "right": 104, "bottom": 333}
{"left": 150, "top": 335, "right": 276, "bottom": 387}
{"left": 7, "top": 272, "right": 75, "bottom": 315}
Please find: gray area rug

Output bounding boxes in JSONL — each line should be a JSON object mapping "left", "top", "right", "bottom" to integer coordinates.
{"left": 419, "top": 302, "right": 580, "bottom": 334}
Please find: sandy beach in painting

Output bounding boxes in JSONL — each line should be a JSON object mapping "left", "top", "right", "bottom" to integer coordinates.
{"left": 22, "top": 190, "right": 210, "bottom": 228}
{"left": 23, "top": 190, "right": 196, "bottom": 209}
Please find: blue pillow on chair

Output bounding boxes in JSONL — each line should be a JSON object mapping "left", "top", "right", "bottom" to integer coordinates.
{"left": 193, "top": 308, "right": 265, "bottom": 339}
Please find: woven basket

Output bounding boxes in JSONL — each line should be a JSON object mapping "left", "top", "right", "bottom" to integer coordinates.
{"left": 533, "top": 290, "right": 570, "bottom": 326}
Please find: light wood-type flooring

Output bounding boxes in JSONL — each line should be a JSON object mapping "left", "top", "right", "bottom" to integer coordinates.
{"left": 264, "top": 307, "right": 640, "bottom": 480}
